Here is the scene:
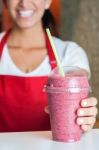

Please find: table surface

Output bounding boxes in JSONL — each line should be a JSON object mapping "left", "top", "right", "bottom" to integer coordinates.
{"left": 0, "top": 129, "right": 99, "bottom": 150}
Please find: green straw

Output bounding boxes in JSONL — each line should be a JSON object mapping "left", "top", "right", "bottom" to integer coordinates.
{"left": 46, "top": 28, "right": 65, "bottom": 77}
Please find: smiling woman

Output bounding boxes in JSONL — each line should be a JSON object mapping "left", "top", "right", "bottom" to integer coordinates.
{"left": 2, "top": 0, "right": 60, "bottom": 35}
{"left": 0, "top": 0, "right": 97, "bottom": 133}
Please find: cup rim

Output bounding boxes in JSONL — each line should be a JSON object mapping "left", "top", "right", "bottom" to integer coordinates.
{"left": 50, "top": 66, "right": 88, "bottom": 77}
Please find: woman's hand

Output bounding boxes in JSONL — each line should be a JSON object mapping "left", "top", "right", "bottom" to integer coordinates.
{"left": 44, "top": 106, "right": 50, "bottom": 114}
{"left": 77, "top": 97, "right": 98, "bottom": 131}
{"left": 44, "top": 97, "right": 98, "bottom": 132}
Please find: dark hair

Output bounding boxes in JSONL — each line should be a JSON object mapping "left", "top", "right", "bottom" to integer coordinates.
{"left": 42, "top": 9, "right": 59, "bottom": 37}
{"left": 3, "top": 0, "right": 6, "bottom": 5}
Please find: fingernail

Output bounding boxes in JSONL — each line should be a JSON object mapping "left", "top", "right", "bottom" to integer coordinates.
{"left": 79, "top": 110, "right": 84, "bottom": 115}
{"left": 82, "top": 125, "right": 88, "bottom": 131}
{"left": 77, "top": 119, "right": 83, "bottom": 125}
{"left": 82, "top": 100, "right": 87, "bottom": 106}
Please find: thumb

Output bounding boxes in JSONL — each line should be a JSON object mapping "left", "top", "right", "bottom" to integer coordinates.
{"left": 44, "top": 106, "right": 50, "bottom": 114}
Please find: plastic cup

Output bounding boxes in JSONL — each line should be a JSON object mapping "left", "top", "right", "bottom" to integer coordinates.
{"left": 45, "top": 66, "right": 90, "bottom": 142}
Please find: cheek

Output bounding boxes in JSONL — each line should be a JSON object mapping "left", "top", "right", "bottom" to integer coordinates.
{"left": 6, "top": 1, "right": 18, "bottom": 17}
{"left": 34, "top": 0, "right": 46, "bottom": 9}
{"left": 6, "top": 0, "right": 18, "bottom": 8}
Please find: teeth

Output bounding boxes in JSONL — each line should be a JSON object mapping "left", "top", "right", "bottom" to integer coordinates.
{"left": 19, "top": 10, "right": 33, "bottom": 18}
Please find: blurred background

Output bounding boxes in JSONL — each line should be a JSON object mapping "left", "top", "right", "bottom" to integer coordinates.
{"left": 0, "top": 0, "right": 99, "bottom": 125}
{"left": 60, "top": 0, "right": 99, "bottom": 123}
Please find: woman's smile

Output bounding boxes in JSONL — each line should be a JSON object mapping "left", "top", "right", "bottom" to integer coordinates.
{"left": 17, "top": 10, "right": 34, "bottom": 19}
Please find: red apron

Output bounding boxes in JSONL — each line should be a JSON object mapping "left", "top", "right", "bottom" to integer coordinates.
{"left": 0, "top": 31, "right": 56, "bottom": 132}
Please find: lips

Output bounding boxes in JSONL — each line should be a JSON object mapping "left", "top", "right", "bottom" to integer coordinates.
{"left": 18, "top": 10, "right": 34, "bottom": 18}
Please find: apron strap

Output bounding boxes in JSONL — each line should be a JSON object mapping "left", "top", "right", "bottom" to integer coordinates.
{"left": 0, "top": 29, "right": 57, "bottom": 69}
{"left": 0, "top": 29, "right": 11, "bottom": 58}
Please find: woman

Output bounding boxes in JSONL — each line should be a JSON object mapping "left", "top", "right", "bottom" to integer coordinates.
{"left": 0, "top": 0, "right": 97, "bottom": 132}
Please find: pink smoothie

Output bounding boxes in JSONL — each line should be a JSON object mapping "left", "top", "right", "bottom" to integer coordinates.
{"left": 45, "top": 68, "right": 89, "bottom": 142}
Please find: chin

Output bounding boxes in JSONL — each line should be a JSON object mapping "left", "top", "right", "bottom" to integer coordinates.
{"left": 19, "top": 25, "right": 33, "bottom": 29}
{"left": 17, "top": 23, "right": 36, "bottom": 30}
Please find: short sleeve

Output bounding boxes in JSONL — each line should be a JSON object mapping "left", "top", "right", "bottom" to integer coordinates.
{"left": 61, "top": 41, "right": 91, "bottom": 78}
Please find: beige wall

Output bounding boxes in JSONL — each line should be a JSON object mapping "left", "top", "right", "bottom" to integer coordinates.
{"left": 0, "top": 1, "right": 2, "bottom": 13}
{"left": 61, "top": 0, "right": 99, "bottom": 118}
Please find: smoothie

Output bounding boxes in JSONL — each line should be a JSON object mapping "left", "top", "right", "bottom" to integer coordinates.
{"left": 45, "top": 67, "right": 90, "bottom": 142}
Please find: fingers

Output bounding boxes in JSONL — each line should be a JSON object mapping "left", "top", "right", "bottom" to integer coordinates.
{"left": 77, "top": 107, "right": 98, "bottom": 116}
{"left": 77, "top": 97, "right": 98, "bottom": 132}
{"left": 77, "top": 117, "right": 96, "bottom": 132}
{"left": 77, "top": 117, "right": 96, "bottom": 126}
{"left": 81, "top": 124, "right": 94, "bottom": 131}
{"left": 44, "top": 106, "right": 50, "bottom": 114}
{"left": 81, "top": 97, "right": 97, "bottom": 107}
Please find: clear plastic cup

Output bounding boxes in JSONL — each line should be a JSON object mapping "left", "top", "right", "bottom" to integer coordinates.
{"left": 45, "top": 66, "right": 90, "bottom": 142}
